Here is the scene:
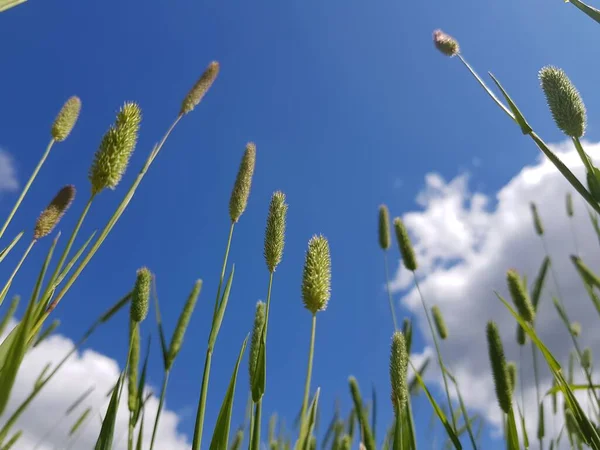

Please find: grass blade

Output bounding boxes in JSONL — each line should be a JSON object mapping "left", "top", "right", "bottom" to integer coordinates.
{"left": 94, "top": 372, "right": 124, "bottom": 450}
{"left": 0, "top": 232, "right": 23, "bottom": 265}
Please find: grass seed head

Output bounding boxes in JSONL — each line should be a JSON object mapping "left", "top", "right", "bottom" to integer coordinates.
{"left": 229, "top": 143, "right": 256, "bottom": 223}
{"left": 507, "top": 361, "right": 517, "bottom": 394}
{"left": 180, "top": 61, "right": 220, "bottom": 116}
{"left": 389, "top": 331, "right": 408, "bottom": 414}
{"left": 393, "top": 217, "right": 417, "bottom": 271}
{"left": 167, "top": 279, "right": 202, "bottom": 370}
{"left": 538, "top": 403, "right": 545, "bottom": 440}
{"left": 51, "top": 96, "right": 81, "bottom": 142}
{"left": 378, "top": 205, "right": 391, "bottom": 250}
{"left": 131, "top": 268, "right": 151, "bottom": 322}
{"left": 431, "top": 305, "right": 448, "bottom": 340}
{"left": 264, "top": 191, "right": 287, "bottom": 272}
{"left": 516, "top": 323, "right": 526, "bottom": 346}
{"left": 433, "top": 29, "right": 460, "bottom": 57}
{"left": 34, "top": 185, "right": 76, "bottom": 239}
{"left": 249, "top": 301, "right": 266, "bottom": 395}
{"left": 301, "top": 235, "right": 332, "bottom": 314}
{"left": 506, "top": 269, "right": 535, "bottom": 323}
{"left": 570, "top": 321, "right": 581, "bottom": 337}
{"left": 539, "top": 66, "right": 586, "bottom": 138}
{"left": 566, "top": 192, "right": 574, "bottom": 217}
{"left": 582, "top": 347, "right": 593, "bottom": 370}
{"left": 530, "top": 202, "right": 544, "bottom": 236}
{"left": 89, "top": 102, "right": 142, "bottom": 195}
{"left": 486, "top": 321, "right": 512, "bottom": 414}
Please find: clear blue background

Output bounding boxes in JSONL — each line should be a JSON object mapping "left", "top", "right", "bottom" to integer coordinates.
{"left": 1, "top": 0, "right": 600, "bottom": 448}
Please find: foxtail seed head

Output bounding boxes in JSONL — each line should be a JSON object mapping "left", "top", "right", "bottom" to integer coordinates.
{"left": 566, "top": 192, "right": 574, "bottom": 217}
{"left": 507, "top": 362, "right": 517, "bottom": 394}
{"left": 34, "top": 185, "right": 76, "bottom": 239}
{"left": 52, "top": 96, "right": 81, "bottom": 142}
{"left": 538, "top": 403, "right": 545, "bottom": 440}
{"left": 378, "top": 205, "right": 391, "bottom": 250}
{"left": 229, "top": 143, "right": 256, "bottom": 223}
{"left": 249, "top": 301, "right": 266, "bottom": 393}
{"left": 167, "top": 280, "right": 202, "bottom": 370}
{"left": 433, "top": 29, "right": 460, "bottom": 57}
{"left": 89, "top": 103, "right": 142, "bottom": 195}
{"left": 530, "top": 203, "right": 544, "bottom": 236}
{"left": 131, "top": 268, "right": 151, "bottom": 323}
{"left": 264, "top": 191, "right": 287, "bottom": 272}
{"left": 431, "top": 305, "right": 448, "bottom": 340}
{"left": 180, "top": 61, "right": 220, "bottom": 116}
{"left": 507, "top": 269, "right": 535, "bottom": 323}
{"left": 394, "top": 217, "right": 417, "bottom": 271}
{"left": 570, "top": 321, "right": 581, "bottom": 337}
{"left": 127, "top": 323, "right": 140, "bottom": 413}
{"left": 301, "top": 235, "right": 331, "bottom": 314}
{"left": 389, "top": 331, "right": 408, "bottom": 414}
{"left": 582, "top": 347, "right": 593, "bottom": 370}
{"left": 539, "top": 66, "right": 586, "bottom": 138}
{"left": 486, "top": 321, "right": 512, "bottom": 414}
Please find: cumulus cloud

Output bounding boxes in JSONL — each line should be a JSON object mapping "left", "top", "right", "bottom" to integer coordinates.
{"left": 0, "top": 320, "right": 190, "bottom": 450}
{"left": 0, "top": 149, "right": 18, "bottom": 193}
{"left": 392, "top": 140, "right": 600, "bottom": 448}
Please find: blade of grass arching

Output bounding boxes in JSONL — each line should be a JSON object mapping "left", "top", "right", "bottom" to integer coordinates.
{"left": 69, "top": 407, "right": 92, "bottom": 436}
{"left": 444, "top": 369, "right": 478, "bottom": 449}
{"left": 488, "top": 72, "right": 532, "bottom": 134}
{"left": 209, "top": 335, "right": 248, "bottom": 450}
{"left": 408, "top": 360, "right": 462, "bottom": 449}
{"left": 498, "top": 293, "right": 600, "bottom": 448}
{"left": 569, "top": 0, "right": 600, "bottom": 24}
{"left": 348, "top": 377, "right": 375, "bottom": 450}
{"left": 299, "top": 388, "right": 320, "bottom": 450}
{"left": 408, "top": 357, "right": 431, "bottom": 396}
{"left": 0, "top": 232, "right": 23, "bottom": 265}
{"left": 0, "top": 296, "right": 19, "bottom": 337}
{"left": 95, "top": 372, "right": 124, "bottom": 450}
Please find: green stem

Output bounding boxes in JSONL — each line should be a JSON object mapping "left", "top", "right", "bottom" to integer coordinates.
{"left": 192, "top": 349, "right": 212, "bottom": 450}
{"left": 0, "top": 240, "right": 35, "bottom": 306}
{"left": 149, "top": 370, "right": 170, "bottom": 450}
{"left": 531, "top": 342, "right": 542, "bottom": 450}
{"left": 0, "top": 140, "right": 55, "bottom": 241}
{"left": 213, "top": 223, "right": 235, "bottom": 320}
{"left": 264, "top": 272, "right": 274, "bottom": 336}
{"left": 251, "top": 400, "right": 262, "bottom": 450}
{"left": 299, "top": 314, "right": 317, "bottom": 434}
{"left": 568, "top": 216, "right": 580, "bottom": 256}
{"left": 128, "top": 415, "right": 134, "bottom": 450}
{"left": 413, "top": 273, "right": 457, "bottom": 432}
{"left": 383, "top": 253, "right": 398, "bottom": 331}
{"left": 573, "top": 137, "right": 594, "bottom": 176}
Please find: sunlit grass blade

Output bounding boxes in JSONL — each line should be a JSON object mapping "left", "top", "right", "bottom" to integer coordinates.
{"left": 95, "top": 372, "right": 124, "bottom": 450}
{"left": 348, "top": 377, "right": 375, "bottom": 450}
{"left": 299, "top": 388, "right": 320, "bottom": 450}
{"left": 408, "top": 357, "right": 431, "bottom": 396}
{"left": 0, "top": 232, "right": 23, "bottom": 265}
{"left": 569, "top": 0, "right": 600, "bottom": 24}
{"left": 209, "top": 335, "right": 248, "bottom": 450}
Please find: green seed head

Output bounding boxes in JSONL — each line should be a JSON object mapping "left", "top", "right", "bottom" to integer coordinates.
{"left": 34, "top": 185, "right": 76, "bottom": 240}
{"left": 570, "top": 321, "right": 581, "bottom": 337}
{"left": 167, "top": 280, "right": 202, "bottom": 370}
{"left": 530, "top": 203, "right": 544, "bottom": 236}
{"left": 230, "top": 430, "right": 244, "bottom": 450}
{"left": 229, "top": 143, "right": 256, "bottom": 223}
{"left": 433, "top": 29, "right": 460, "bottom": 57}
{"left": 131, "top": 268, "right": 151, "bottom": 323}
{"left": 301, "top": 235, "right": 332, "bottom": 314}
{"left": 127, "top": 322, "right": 140, "bottom": 413}
{"left": 378, "top": 205, "right": 391, "bottom": 250}
{"left": 539, "top": 66, "right": 586, "bottom": 138}
{"left": 566, "top": 192, "right": 574, "bottom": 217}
{"left": 507, "top": 362, "right": 517, "bottom": 394}
{"left": 486, "top": 321, "right": 512, "bottom": 414}
{"left": 180, "top": 61, "right": 220, "bottom": 116}
{"left": 89, "top": 103, "right": 142, "bottom": 195}
{"left": 431, "top": 305, "right": 448, "bottom": 340}
{"left": 249, "top": 301, "right": 266, "bottom": 393}
{"left": 339, "top": 436, "right": 351, "bottom": 450}
{"left": 51, "top": 96, "right": 81, "bottom": 142}
{"left": 537, "top": 403, "right": 545, "bottom": 440}
{"left": 264, "top": 191, "right": 288, "bottom": 272}
{"left": 506, "top": 269, "right": 535, "bottom": 323}
{"left": 394, "top": 217, "right": 417, "bottom": 271}
{"left": 389, "top": 331, "right": 408, "bottom": 414}
{"left": 582, "top": 347, "right": 593, "bottom": 370}
{"left": 516, "top": 323, "right": 527, "bottom": 346}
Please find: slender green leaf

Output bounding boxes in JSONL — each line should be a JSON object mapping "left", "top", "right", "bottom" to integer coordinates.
{"left": 570, "top": 0, "right": 600, "bottom": 24}
{"left": 66, "top": 386, "right": 95, "bottom": 416}
{"left": 531, "top": 257, "right": 550, "bottom": 310}
{"left": 69, "top": 407, "right": 92, "bottom": 436}
{"left": 0, "top": 232, "right": 23, "bottom": 265}
{"left": 488, "top": 72, "right": 532, "bottom": 134}
{"left": 94, "top": 372, "right": 124, "bottom": 450}
{"left": 0, "top": 0, "right": 26, "bottom": 13}
{"left": 208, "top": 267, "right": 235, "bottom": 350}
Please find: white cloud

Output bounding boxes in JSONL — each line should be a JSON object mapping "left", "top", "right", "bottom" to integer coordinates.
{"left": 0, "top": 150, "right": 18, "bottom": 193}
{"left": 0, "top": 320, "right": 190, "bottom": 450}
{"left": 392, "top": 140, "right": 600, "bottom": 448}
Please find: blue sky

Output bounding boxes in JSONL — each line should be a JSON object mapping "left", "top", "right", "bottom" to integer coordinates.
{"left": 2, "top": 0, "right": 600, "bottom": 448}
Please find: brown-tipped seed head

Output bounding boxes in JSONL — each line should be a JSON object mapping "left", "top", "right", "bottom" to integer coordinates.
{"left": 166, "top": 280, "right": 202, "bottom": 370}
{"left": 539, "top": 66, "right": 586, "bottom": 138}
{"left": 486, "top": 321, "right": 512, "bottom": 414}
{"left": 180, "top": 61, "right": 220, "bottom": 116}
{"left": 394, "top": 217, "right": 417, "bottom": 271}
{"left": 389, "top": 331, "right": 408, "bottom": 414}
{"left": 431, "top": 305, "right": 448, "bottom": 340}
{"left": 229, "top": 143, "right": 256, "bottom": 223}
{"left": 249, "top": 301, "right": 266, "bottom": 395}
{"left": 301, "top": 235, "right": 331, "bottom": 314}
{"left": 264, "top": 191, "right": 287, "bottom": 272}
{"left": 530, "top": 203, "right": 544, "bottom": 236}
{"left": 34, "top": 185, "right": 76, "bottom": 239}
{"left": 507, "top": 269, "right": 535, "bottom": 323}
{"left": 379, "top": 205, "right": 391, "bottom": 250}
{"left": 566, "top": 192, "right": 574, "bottom": 217}
{"left": 131, "top": 268, "right": 151, "bottom": 322}
{"left": 127, "top": 322, "right": 140, "bottom": 413}
{"left": 89, "top": 102, "right": 142, "bottom": 195}
{"left": 433, "top": 29, "right": 460, "bottom": 57}
{"left": 52, "top": 96, "right": 81, "bottom": 142}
